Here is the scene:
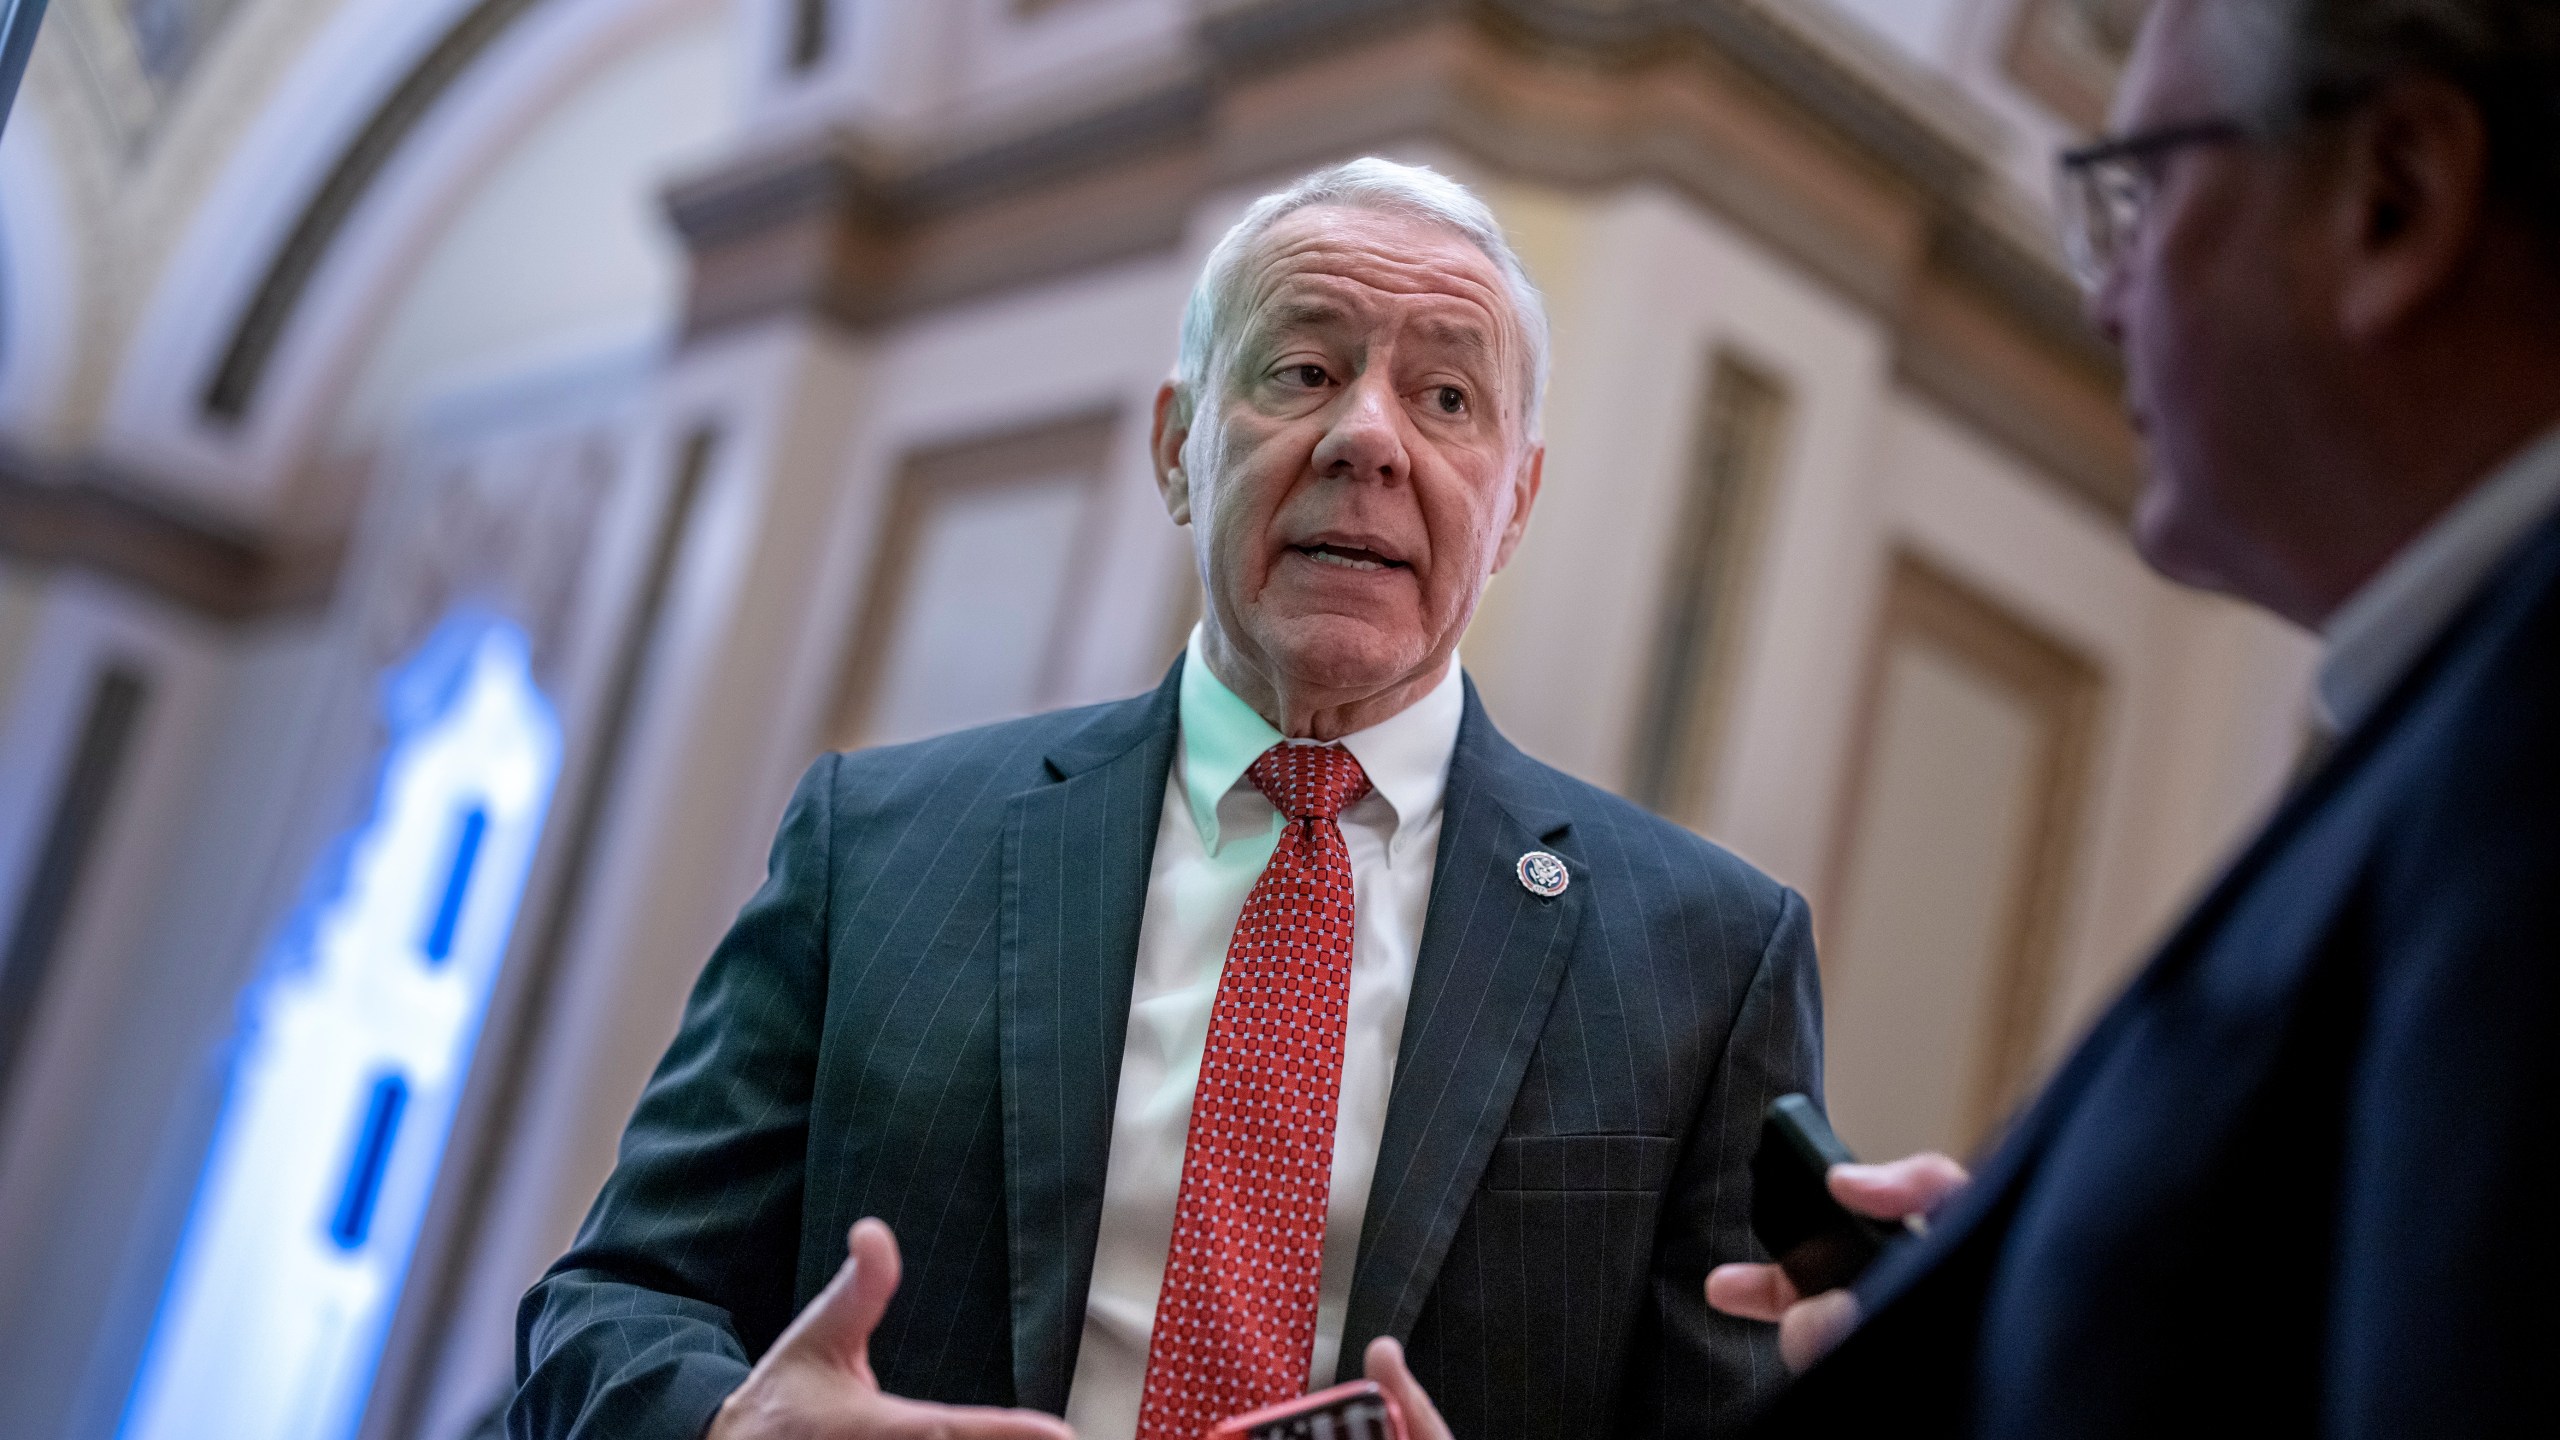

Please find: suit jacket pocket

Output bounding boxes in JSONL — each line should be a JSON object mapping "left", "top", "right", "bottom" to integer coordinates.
{"left": 1481, "top": 1132, "right": 1678, "bottom": 1193}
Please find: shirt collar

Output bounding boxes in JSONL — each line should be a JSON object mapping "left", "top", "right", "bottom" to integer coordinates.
{"left": 2318, "top": 423, "right": 2560, "bottom": 735}
{"left": 1176, "top": 624, "right": 1464, "bottom": 864}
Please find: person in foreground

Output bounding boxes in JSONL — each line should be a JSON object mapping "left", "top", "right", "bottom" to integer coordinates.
{"left": 1697, "top": 0, "right": 2558, "bottom": 1434}
{"left": 512, "top": 157, "right": 1823, "bottom": 1440}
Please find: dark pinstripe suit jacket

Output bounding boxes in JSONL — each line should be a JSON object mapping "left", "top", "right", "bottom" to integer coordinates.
{"left": 514, "top": 664, "right": 1822, "bottom": 1440}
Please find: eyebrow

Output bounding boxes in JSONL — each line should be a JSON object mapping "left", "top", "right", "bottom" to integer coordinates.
{"left": 1261, "top": 299, "right": 1352, "bottom": 335}
{"left": 1409, "top": 317, "right": 1496, "bottom": 362}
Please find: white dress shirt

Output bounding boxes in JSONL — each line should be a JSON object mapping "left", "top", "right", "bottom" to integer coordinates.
{"left": 1062, "top": 626, "right": 1463, "bottom": 1440}
{"left": 2318, "top": 424, "right": 2560, "bottom": 735}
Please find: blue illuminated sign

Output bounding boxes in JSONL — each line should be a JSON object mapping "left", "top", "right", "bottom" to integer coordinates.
{"left": 119, "top": 615, "right": 562, "bottom": 1440}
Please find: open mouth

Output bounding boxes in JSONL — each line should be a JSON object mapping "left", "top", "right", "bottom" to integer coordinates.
{"left": 1294, "top": 542, "right": 1407, "bottom": 573}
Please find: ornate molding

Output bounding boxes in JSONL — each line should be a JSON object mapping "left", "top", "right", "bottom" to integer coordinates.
{"left": 666, "top": 0, "right": 2140, "bottom": 517}
{"left": 0, "top": 447, "right": 338, "bottom": 617}
{"left": 344, "top": 419, "right": 622, "bottom": 692}
{"left": 667, "top": 76, "right": 1211, "bottom": 335}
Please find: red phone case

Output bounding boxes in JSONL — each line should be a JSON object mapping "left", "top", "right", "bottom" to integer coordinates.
{"left": 1203, "top": 1380, "right": 1408, "bottom": 1440}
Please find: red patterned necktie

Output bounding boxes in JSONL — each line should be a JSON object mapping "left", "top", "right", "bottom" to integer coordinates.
{"left": 1135, "top": 742, "right": 1374, "bottom": 1440}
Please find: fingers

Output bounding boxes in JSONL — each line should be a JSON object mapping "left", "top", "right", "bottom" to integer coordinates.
{"left": 1829, "top": 1152, "right": 1970, "bottom": 1223}
{"left": 841, "top": 1218, "right": 904, "bottom": 1345}
{"left": 1363, "top": 1337, "right": 1454, "bottom": 1440}
{"left": 1777, "top": 1289, "right": 1861, "bottom": 1373}
{"left": 729, "top": 1220, "right": 1074, "bottom": 1440}
{"left": 777, "top": 1217, "right": 904, "bottom": 1372}
{"left": 1703, "top": 1262, "right": 1800, "bottom": 1323}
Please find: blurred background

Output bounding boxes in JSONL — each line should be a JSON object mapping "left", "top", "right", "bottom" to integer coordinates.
{"left": 0, "top": 2, "right": 2315, "bottom": 1437}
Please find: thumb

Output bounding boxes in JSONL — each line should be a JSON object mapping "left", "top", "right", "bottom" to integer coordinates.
{"left": 780, "top": 1217, "right": 903, "bottom": 1374}
{"left": 1829, "top": 1153, "right": 1969, "bottom": 1223}
{"left": 1363, "top": 1337, "right": 1452, "bottom": 1440}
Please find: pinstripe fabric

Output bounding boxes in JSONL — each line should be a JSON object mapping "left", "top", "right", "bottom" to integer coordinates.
{"left": 513, "top": 663, "right": 1821, "bottom": 1440}
{"left": 1338, "top": 710, "right": 1823, "bottom": 1439}
{"left": 1002, "top": 690, "right": 1178, "bottom": 1411}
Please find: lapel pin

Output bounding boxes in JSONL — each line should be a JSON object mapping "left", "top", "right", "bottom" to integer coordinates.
{"left": 1516, "top": 850, "right": 1569, "bottom": 899}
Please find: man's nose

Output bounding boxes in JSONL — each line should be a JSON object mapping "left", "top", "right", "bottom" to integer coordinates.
{"left": 2087, "top": 261, "right": 2131, "bottom": 351}
{"left": 1312, "top": 370, "right": 1409, "bottom": 483}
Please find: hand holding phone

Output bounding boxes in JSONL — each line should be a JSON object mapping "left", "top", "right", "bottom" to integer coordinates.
{"left": 1748, "top": 1094, "right": 1908, "bottom": 1294}
{"left": 1205, "top": 1380, "right": 1407, "bottom": 1440}
{"left": 1713, "top": 1107, "right": 1969, "bottom": 1370}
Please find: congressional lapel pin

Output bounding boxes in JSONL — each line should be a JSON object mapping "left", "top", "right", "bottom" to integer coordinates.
{"left": 1516, "top": 850, "right": 1569, "bottom": 899}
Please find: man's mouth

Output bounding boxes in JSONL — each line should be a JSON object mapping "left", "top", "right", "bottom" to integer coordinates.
{"left": 1294, "top": 542, "right": 1407, "bottom": 572}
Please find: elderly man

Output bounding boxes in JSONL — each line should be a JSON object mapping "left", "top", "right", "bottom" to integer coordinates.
{"left": 513, "top": 159, "right": 1821, "bottom": 1440}
{"left": 1683, "top": 2, "right": 2560, "bottom": 1436}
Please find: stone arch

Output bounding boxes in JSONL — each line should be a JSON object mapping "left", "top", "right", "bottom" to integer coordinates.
{"left": 100, "top": 0, "right": 729, "bottom": 517}
{"left": 198, "top": 0, "right": 553, "bottom": 429}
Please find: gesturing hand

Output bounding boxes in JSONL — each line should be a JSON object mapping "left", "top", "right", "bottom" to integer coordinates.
{"left": 1704, "top": 1152, "right": 1970, "bottom": 1372}
{"left": 709, "top": 1218, "right": 1077, "bottom": 1440}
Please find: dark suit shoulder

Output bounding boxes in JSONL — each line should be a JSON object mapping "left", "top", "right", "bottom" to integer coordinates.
{"left": 2383, "top": 582, "right": 2560, "bottom": 841}
{"left": 1510, "top": 750, "right": 1799, "bottom": 942}
{"left": 2336, "top": 534, "right": 2560, "bottom": 1011}
{"left": 817, "top": 689, "right": 1162, "bottom": 829}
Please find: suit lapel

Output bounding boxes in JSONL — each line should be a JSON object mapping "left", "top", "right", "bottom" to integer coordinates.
{"left": 998, "top": 667, "right": 1180, "bottom": 1413}
{"left": 1336, "top": 682, "right": 1585, "bottom": 1375}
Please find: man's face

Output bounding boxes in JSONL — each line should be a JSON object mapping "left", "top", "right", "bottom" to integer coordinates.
{"left": 2095, "top": 0, "right": 2345, "bottom": 612}
{"left": 1162, "top": 204, "right": 1543, "bottom": 706}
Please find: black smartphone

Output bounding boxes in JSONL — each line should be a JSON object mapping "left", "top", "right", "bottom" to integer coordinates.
{"left": 1749, "top": 1093, "right": 1904, "bottom": 1294}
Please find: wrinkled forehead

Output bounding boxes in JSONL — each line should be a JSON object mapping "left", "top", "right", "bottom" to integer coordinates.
{"left": 1231, "top": 206, "right": 1523, "bottom": 365}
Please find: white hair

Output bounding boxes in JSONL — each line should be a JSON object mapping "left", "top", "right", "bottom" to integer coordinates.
{"left": 1170, "top": 157, "right": 1552, "bottom": 437}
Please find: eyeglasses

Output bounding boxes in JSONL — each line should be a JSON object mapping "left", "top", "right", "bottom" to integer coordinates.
{"left": 2054, "top": 118, "right": 2248, "bottom": 292}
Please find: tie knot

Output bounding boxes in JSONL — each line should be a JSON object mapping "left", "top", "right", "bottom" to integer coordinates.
{"left": 1247, "top": 743, "right": 1372, "bottom": 822}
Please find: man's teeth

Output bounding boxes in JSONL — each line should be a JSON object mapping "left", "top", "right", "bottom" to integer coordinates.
{"left": 1306, "top": 547, "right": 1388, "bottom": 571}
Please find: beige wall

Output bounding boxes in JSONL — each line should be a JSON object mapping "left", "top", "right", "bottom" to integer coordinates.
{"left": 1459, "top": 177, "right": 2315, "bottom": 1160}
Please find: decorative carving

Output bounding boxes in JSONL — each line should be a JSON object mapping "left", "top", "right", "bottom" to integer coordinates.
{"left": 43, "top": 0, "right": 253, "bottom": 153}
{"left": 356, "top": 418, "right": 621, "bottom": 691}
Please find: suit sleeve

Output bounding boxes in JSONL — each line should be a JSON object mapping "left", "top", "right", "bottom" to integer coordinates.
{"left": 2328, "top": 808, "right": 2560, "bottom": 1439}
{"left": 1628, "top": 885, "right": 1825, "bottom": 1437}
{"left": 510, "top": 755, "right": 839, "bottom": 1440}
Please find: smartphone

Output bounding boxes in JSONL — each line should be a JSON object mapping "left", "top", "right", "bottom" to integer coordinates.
{"left": 1204, "top": 1380, "right": 1407, "bottom": 1440}
{"left": 1749, "top": 1093, "right": 1905, "bottom": 1295}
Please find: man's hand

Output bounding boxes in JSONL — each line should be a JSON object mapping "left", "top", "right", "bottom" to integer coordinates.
{"left": 1363, "top": 1337, "right": 1452, "bottom": 1440}
{"left": 1704, "top": 1153, "right": 1970, "bottom": 1372}
{"left": 709, "top": 1218, "right": 1077, "bottom": 1440}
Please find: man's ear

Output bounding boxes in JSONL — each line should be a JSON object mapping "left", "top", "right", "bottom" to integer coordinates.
{"left": 1152, "top": 380, "right": 1194, "bottom": 525}
{"left": 2335, "top": 73, "right": 2491, "bottom": 342}
{"left": 1490, "top": 443, "right": 1546, "bottom": 575}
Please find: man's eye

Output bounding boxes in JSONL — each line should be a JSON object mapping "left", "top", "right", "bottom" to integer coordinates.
{"left": 1280, "top": 364, "right": 1330, "bottom": 387}
{"left": 1433, "top": 386, "right": 1468, "bottom": 415}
